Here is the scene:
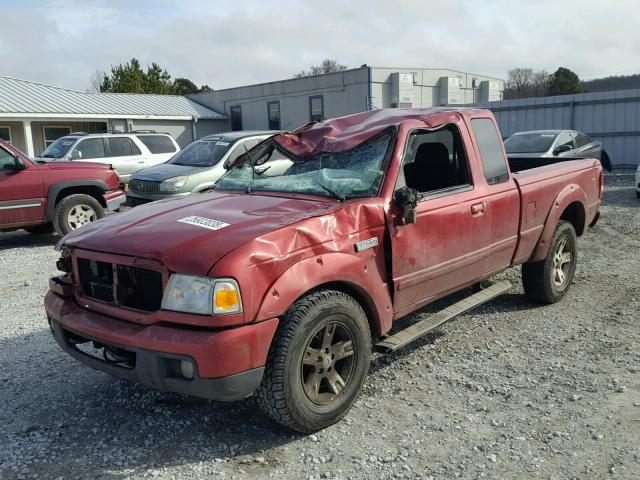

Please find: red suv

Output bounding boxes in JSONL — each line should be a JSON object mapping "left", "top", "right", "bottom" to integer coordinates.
{"left": 0, "top": 139, "right": 125, "bottom": 236}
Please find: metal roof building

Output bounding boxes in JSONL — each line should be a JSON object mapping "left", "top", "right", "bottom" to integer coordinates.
{"left": 0, "top": 77, "right": 227, "bottom": 156}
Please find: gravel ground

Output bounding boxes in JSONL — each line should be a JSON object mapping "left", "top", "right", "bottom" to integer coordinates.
{"left": 1, "top": 171, "right": 639, "bottom": 480}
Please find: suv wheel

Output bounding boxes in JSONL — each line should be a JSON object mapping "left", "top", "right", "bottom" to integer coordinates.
{"left": 54, "top": 194, "right": 104, "bottom": 236}
{"left": 257, "top": 290, "right": 371, "bottom": 433}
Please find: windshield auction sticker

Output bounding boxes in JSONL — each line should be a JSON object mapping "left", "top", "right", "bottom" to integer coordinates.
{"left": 177, "top": 216, "right": 230, "bottom": 231}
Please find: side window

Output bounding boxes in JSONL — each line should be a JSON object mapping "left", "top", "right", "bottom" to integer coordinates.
{"left": 402, "top": 125, "right": 471, "bottom": 195}
{"left": 267, "top": 101, "right": 281, "bottom": 130}
{"left": 309, "top": 96, "right": 324, "bottom": 122}
{"left": 0, "top": 146, "right": 16, "bottom": 169}
{"left": 470, "top": 118, "right": 509, "bottom": 184}
{"left": 230, "top": 106, "right": 242, "bottom": 131}
{"left": 107, "top": 137, "right": 137, "bottom": 156}
{"left": 136, "top": 135, "right": 176, "bottom": 154}
{"left": 556, "top": 131, "right": 574, "bottom": 149}
{"left": 574, "top": 133, "right": 589, "bottom": 148}
{"left": 72, "top": 138, "right": 105, "bottom": 160}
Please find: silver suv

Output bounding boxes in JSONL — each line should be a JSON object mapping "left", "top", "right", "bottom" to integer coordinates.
{"left": 37, "top": 131, "right": 180, "bottom": 182}
{"left": 126, "top": 131, "right": 278, "bottom": 205}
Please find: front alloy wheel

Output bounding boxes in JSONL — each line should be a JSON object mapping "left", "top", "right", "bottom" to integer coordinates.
{"left": 257, "top": 290, "right": 371, "bottom": 433}
{"left": 302, "top": 322, "right": 355, "bottom": 405}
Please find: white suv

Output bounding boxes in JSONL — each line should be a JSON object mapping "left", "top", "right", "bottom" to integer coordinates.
{"left": 37, "top": 132, "right": 180, "bottom": 182}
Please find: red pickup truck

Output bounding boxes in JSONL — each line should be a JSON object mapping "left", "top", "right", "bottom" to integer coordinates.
{"left": 0, "top": 139, "right": 125, "bottom": 236}
{"left": 45, "top": 108, "right": 603, "bottom": 432}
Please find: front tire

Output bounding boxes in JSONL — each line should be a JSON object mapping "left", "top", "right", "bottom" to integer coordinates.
{"left": 257, "top": 290, "right": 371, "bottom": 433}
{"left": 522, "top": 220, "right": 577, "bottom": 304}
{"left": 54, "top": 194, "right": 104, "bottom": 236}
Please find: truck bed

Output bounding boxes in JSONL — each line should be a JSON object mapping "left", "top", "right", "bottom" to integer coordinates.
{"left": 509, "top": 158, "right": 602, "bottom": 265}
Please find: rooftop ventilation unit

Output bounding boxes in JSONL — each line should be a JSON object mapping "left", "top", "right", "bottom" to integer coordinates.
{"left": 391, "top": 73, "right": 414, "bottom": 108}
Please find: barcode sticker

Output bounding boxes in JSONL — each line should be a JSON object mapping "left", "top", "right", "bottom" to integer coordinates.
{"left": 177, "top": 216, "right": 230, "bottom": 231}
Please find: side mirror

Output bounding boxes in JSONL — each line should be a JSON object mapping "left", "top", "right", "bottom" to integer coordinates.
{"left": 71, "top": 150, "right": 82, "bottom": 160}
{"left": 394, "top": 186, "right": 419, "bottom": 225}
{"left": 554, "top": 144, "right": 573, "bottom": 155}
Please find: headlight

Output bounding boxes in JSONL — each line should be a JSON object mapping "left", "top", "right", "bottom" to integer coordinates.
{"left": 159, "top": 176, "right": 188, "bottom": 192}
{"left": 161, "top": 274, "right": 242, "bottom": 315}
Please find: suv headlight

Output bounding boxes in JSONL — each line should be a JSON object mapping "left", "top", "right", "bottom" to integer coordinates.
{"left": 159, "top": 176, "right": 188, "bottom": 192}
{"left": 161, "top": 274, "right": 242, "bottom": 315}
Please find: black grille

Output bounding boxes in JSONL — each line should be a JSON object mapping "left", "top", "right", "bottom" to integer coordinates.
{"left": 116, "top": 265, "right": 163, "bottom": 311}
{"left": 77, "top": 258, "right": 163, "bottom": 311}
{"left": 129, "top": 179, "right": 160, "bottom": 193}
{"left": 78, "top": 259, "right": 114, "bottom": 302}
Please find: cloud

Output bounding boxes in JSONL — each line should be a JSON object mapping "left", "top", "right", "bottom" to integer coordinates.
{"left": 1, "top": 0, "right": 639, "bottom": 91}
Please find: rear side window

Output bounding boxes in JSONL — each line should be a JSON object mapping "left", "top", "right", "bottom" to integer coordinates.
{"left": 136, "top": 135, "right": 177, "bottom": 154}
{"left": 471, "top": 118, "right": 509, "bottom": 184}
{"left": 108, "top": 137, "right": 141, "bottom": 156}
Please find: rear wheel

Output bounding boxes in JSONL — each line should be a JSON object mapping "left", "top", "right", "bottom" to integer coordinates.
{"left": 256, "top": 290, "right": 371, "bottom": 433}
{"left": 522, "top": 220, "right": 577, "bottom": 303}
{"left": 54, "top": 194, "right": 104, "bottom": 236}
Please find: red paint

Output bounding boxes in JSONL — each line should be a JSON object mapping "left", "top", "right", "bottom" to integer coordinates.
{"left": 0, "top": 139, "right": 123, "bottom": 230}
{"left": 46, "top": 108, "right": 602, "bottom": 386}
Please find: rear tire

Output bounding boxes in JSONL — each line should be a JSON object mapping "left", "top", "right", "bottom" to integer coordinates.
{"left": 54, "top": 194, "right": 104, "bottom": 236}
{"left": 522, "top": 220, "right": 577, "bottom": 304}
{"left": 256, "top": 290, "right": 371, "bottom": 433}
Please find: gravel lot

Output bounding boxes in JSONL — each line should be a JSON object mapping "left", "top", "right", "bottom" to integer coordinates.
{"left": 1, "top": 172, "right": 639, "bottom": 480}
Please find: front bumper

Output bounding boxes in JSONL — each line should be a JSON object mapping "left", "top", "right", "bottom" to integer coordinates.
{"left": 45, "top": 289, "right": 278, "bottom": 401}
{"left": 103, "top": 190, "right": 127, "bottom": 212}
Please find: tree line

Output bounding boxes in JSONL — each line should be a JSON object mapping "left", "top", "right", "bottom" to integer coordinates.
{"left": 88, "top": 58, "right": 212, "bottom": 95}
{"left": 89, "top": 59, "right": 640, "bottom": 100}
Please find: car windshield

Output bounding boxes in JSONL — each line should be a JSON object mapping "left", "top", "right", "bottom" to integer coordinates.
{"left": 168, "top": 139, "right": 231, "bottom": 167}
{"left": 504, "top": 133, "right": 557, "bottom": 154}
{"left": 41, "top": 136, "right": 77, "bottom": 158}
{"left": 214, "top": 131, "right": 392, "bottom": 200}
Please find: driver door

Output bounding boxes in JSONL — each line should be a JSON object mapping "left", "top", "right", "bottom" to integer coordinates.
{"left": 388, "top": 125, "right": 492, "bottom": 317}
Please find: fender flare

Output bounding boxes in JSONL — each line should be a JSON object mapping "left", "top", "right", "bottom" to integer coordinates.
{"left": 45, "top": 180, "right": 109, "bottom": 221}
{"left": 528, "top": 183, "right": 587, "bottom": 263}
{"left": 254, "top": 252, "right": 393, "bottom": 336}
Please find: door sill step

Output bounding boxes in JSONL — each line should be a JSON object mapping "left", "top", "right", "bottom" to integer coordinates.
{"left": 374, "top": 280, "right": 512, "bottom": 353}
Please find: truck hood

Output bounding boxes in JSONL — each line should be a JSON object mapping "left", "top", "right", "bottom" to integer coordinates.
{"left": 132, "top": 163, "right": 210, "bottom": 182}
{"left": 39, "top": 160, "right": 113, "bottom": 171}
{"left": 61, "top": 191, "right": 340, "bottom": 275}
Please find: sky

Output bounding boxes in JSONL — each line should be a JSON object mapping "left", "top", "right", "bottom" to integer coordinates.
{"left": 1, "top": 0, "right": 639, "bottom": 92}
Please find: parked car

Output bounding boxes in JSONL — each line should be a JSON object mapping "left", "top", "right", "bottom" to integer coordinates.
{"left": 125, "top": 131, "right": 279, "bottom": 206}
{"left": 636, "top": 162, "right": 640, "bottom": 198}
{"left": 0, "top": 138, "right": 125, "bottom": 236}
{"left": 46, "top": 108, "right": 603, "bottom": 433}
{"left": 37, "top": 132, "right": 180, "bottom": 183}
{"left": 504, "top": 129, "right": 612, "bottom": 171}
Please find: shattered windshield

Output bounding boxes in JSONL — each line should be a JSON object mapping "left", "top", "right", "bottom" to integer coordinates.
{"left": 214, "top": 131, "right": 392, "bottom": 200}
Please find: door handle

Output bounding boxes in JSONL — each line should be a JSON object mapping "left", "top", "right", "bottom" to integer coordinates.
{"left": 471, "top": 202, "right": 486, "bottom": 215}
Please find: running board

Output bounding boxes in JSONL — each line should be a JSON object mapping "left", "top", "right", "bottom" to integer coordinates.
{"left": 374, "top": 280, "right": 512, "bottom": 353}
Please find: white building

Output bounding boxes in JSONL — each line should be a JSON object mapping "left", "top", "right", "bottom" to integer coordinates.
{"left": 190, "top": 66, "right": 504, "bottom": 131}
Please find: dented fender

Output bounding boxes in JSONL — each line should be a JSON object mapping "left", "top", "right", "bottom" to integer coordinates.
{"left": 254, "top": 252, "right": 393, "bottom": 336}
{"left": 528, "top": 183, "right": 587, "bottom": 263}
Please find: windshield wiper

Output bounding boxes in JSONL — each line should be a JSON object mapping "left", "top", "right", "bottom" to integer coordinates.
{"left": 316, "top": 177, "right": 345, "bottom": 201}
